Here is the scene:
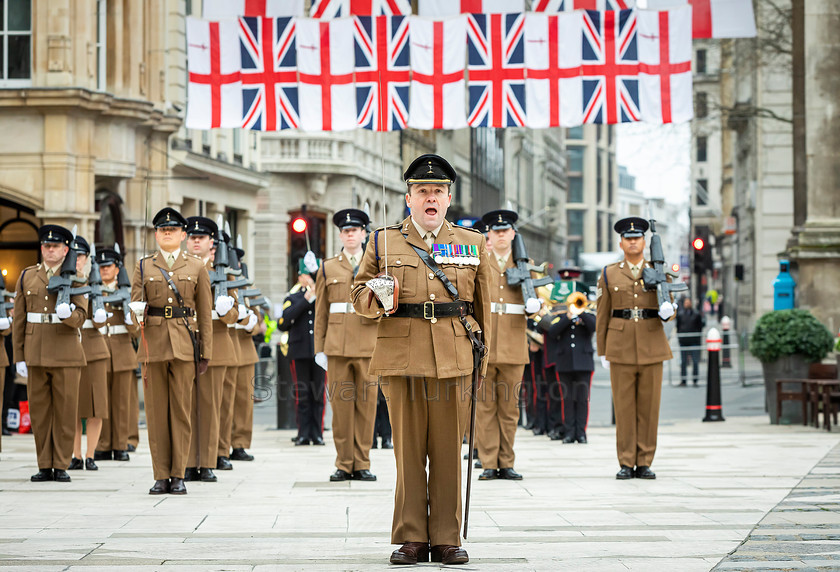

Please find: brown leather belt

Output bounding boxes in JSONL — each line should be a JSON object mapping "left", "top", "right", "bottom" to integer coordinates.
{"left": 148, "top": 305, "right": 194, "bottom": 319}
{"left": 390, "top": 301, "right": 472, "bottom": 321}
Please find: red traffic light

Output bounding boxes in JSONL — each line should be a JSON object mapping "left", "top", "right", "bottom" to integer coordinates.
{"left": 671, "top": 263, "right": 680, "bottom": 273}
{"left": 692, "top": 237, "right": 705, "bottom": 251}
{"left": 291, "top": 217, "right": 308, "bottom": 233}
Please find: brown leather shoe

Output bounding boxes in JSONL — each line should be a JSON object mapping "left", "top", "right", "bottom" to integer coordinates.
{"left": 431, "top": 545, "right": 469, "bottom": 564}
{"left": 389, "top": 542, "right": 429, "bottom": 564}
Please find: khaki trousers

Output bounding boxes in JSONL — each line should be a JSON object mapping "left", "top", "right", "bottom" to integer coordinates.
{"left": 188, "top": 364, "right": 225, "bottom": 468}
{"left": 380, "top": 375, "right": 471, "bottom": 547}
{"left": 28, "top": 366, "right": 81, "bottom": 470}
{"left": 143, "top": 360, "right": 194, "bottom": 480}
{"left": 128, "top": 374, "right": 140, "bottom": 448}
{"left": 98, "top": 366, "right": 133, "bottom": 452}
{"left": 217, "top": 363, "right": 238, "bottom": 456}
{"left": 327, "top": 356, "right": 377, "bottom": 473}
{"left": 609, "top": 362, "right": 663, "bottom": 468}
{"left": 476, "top": 363, "right": 524, "bottom": 470}
{"left": 231, "top": 364, "right": 254, "bottom": 449}
{"left": 0, "top": 366, "right": 4, "bottom": 452}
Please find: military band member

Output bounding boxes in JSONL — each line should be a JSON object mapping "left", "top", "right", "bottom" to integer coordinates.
{"left": 351, "top": 154, "right": 492, "bottom": 565}
{"left": 183, "top": 216, "right": 238, "bottom": 482}
{"left": 596, "top": 217, "right": 675, "bottom": 480}
{"left": 314, "top": 208, "right": 379, "bottom": 482}
{"left": 230, "top": 245, "right": 259, "bottom": 462}
{"left": 130, "top": 207, "right": 213, "bottom": 495}
{"left": 13, "top": 224, "right": 88, "bottom": 482}
{"left": 475, "top": 209, "right": 528, "bottom": 481}
{"left": 279, "top": 262, "right": 324, "bottom": 446}
{"left": 95, "top": 246, "right": 139, "bottom": 462}
{"left": 69, "top": 236, "right": 110, "bottom": 471}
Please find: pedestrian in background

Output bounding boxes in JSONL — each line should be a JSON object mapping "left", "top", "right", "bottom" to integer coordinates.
{"left": 676, "top": 297, "right": 705, "bottom": 386}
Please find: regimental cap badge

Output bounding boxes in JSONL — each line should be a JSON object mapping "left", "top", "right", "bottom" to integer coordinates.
{"left": 48, "top": 230, "right": 53, "bottom": 239}
{"left": 166, "top": 212, "right": 171, "bottom": 222}
{"left": 427, "top": 161, "right": 434, "bottom": 174}
{"left": 498, "top": 214, "right": 504, "bottom": 223}
{"left": 630, "top": 222, "right": 635, "bottom": 231}
{"left": 194, "top": 221, "right": 199, "bottom": 230}
{"left": 346, "top": 213, "right": 351, "bottom": 223}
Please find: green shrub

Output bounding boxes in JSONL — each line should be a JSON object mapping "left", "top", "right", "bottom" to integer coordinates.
{"left": 749, "top": 309, "right": 835, "bottom": 363}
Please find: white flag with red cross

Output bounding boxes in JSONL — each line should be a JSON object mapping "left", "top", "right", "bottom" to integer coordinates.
{"left": 638, "top": 6, "right": 693, "bottom": 124}
{"left": 418, "top": 0, "right": 525, "bottom": 17}
{"left": 407, "top": 15, "right": 468, "bottom": 130}
{"left": 531, "top": 0, "right": 635, "bottom": 11}
{"left": 646, "top": 0, "right": 756, "bottom": 38}
{"left": 297, "top": 18, "right": 357, "bottom": 131}
{"left": 202, "top": 0, "right": 304, "bottom": 19}
{"left": 310, "top": 0, "right": 412, "bottom": 18}
{"left": 186, "top": 17, "right": 242, "bottom": 130}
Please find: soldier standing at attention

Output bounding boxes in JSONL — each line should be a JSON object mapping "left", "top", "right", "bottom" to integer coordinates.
{"left": 351, "top": 154, "right": 492, "bottom": 565}
{"left": 68, "top": 236, "right": 109, "bottom": 472}
{"left": 596, "top": 217, "right": 675, "bottom": 480}
{"left": 183, "top": 216, "right": 238, "bottom": 483}
{"left": 130, "top": 207, "right": 213, "bottom": 495}
{"left": 314, "top": 208, "right": 379, "bottom": 482}
{"left": 13, "top": 225, "right": 88, "bottom": 483}
{"left": 95, "top": 247, "right": 139, "bottom": 462}
{"left": 474, "top": 209, "right": 531, "bottom": 482}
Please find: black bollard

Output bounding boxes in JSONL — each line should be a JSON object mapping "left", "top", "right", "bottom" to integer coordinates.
{"left": 703, "top": 328, "right": 725, "bottom": 422}
{"left": 721, "top": 316, "right": 732, "bottom": 368}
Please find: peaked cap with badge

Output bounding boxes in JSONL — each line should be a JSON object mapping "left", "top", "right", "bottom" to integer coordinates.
{"left": 38, "top": 224, "right": 73, "bottom": 246}
{"left": 613, "top": 217, "right": 649, "bottom": 238}
{"left": 481, "top": 209, "right": 518, "bottom": 232}
{"left": 403, "top": 153, "right": 457, "bottom": 185}
{"left": 96, "top": 247, "right": 121, "bottom": 266}
{"left": 333, "top": 208, "right": 370, "bottom": 230}
{"left": 153, "top": 207, "right": 187, "bottom": 229}
{"left": 185, "top": 216, "right": 218, "bottom": 237}
{"left": 72, "top": 235, "right": 91, "bottom": 255}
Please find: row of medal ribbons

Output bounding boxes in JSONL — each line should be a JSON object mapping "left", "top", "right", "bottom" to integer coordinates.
{"left": 432, "top": 244, "right": 481, "bottom": 266}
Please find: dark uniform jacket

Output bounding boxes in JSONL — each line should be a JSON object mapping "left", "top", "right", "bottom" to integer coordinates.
{"left": 278, "top": 290, "right": 315, "bottom": 360}
{"left": 542, "top": 312, "right": 595, "bottom": 373}
{"left": 676, "top": 307, "right": 705, "bottom": 347}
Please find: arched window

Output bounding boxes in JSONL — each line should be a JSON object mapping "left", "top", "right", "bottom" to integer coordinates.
{"left": 0, "top": 215, "right": 39, "bottom": 287}
{"left": 95, "top": 189, "right": 125, "bottom": 251}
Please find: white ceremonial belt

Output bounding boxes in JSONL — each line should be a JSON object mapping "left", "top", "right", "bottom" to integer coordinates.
{"left": 107, "top": 325, "right": 129, "bottom": 335}
{"left": 227, "top": 323, "right": 236, "bottom": 328}
{"left": 235, "top": 323, "right": 247, "bottom": 330}
{"left": 212, "top": 310, "right": 220, "bottom": 320}
{"left": 27, "top": 312, "right": 61, "bottom": 324}
{"left": 82, "top": 319, "right": 96, "bottom": 329}
{"left": 329, "top": 302, "right": 355, "bottom": 314}
{"left": 491, "top": 302, "right": 525, "bottom": 315}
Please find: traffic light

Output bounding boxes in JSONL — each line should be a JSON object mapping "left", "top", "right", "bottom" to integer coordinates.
{"left": 692, "top": 226, "right": 712, "bottom": 275}
{"left": 291, "top": 217, "right": 308, "bottom": 233}
{"left": 692, "top": 237, "right": 705, "bottom": 251}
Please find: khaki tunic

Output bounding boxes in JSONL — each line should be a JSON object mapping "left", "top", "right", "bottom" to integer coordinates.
{"left": 351, "top": 217, "right": 492, "bottom": 548}
{"left": 314, "top": 252, "right": 378, "bottom": 473}
{"left": 595, "top": 259, "right": 673, "bottom": 468}
{"left": 231, "top": 310, "right": 259, "bottom": 449}
{"left": 79, "top": 300, "right": 110, "bottom": 419}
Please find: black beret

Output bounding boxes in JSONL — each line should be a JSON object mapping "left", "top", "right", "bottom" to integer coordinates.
{"left": 72, "top": 235, "right": 91, "bottom": 254}
{"left": 613, "top": 217, "right": 649, "bottom": 238}
{"left": 185, "top": 216, "right": 218, "bottom": 237}
{"left": 404, "top": 154, "right": 457, "bottom": 185}
{"left": 481, "top": 209, "right": 518, "bottom": 231}
{"left": 153, "top": 207, "right": 187, "bottom": 229}
{"left": 333, "top": 208, "right": 370, "bottom": 230}
{"left": 38, "top": 224, "right": 73, "bottom": 246}
{"left": 96, "top": 247, "right": 121, "bottom": 266}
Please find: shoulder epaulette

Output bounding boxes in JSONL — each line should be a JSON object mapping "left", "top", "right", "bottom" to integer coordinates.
{"left": 142, "top": 253, "right": 155, "bottom": 260}
{"left": 453, "top": 224, "right": 483, "bottom": 235}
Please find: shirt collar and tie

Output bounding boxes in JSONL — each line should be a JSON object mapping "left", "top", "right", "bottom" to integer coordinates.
{"left": 410, "top": 217, "right": 444, "bottom": 250}
{"left": 343, "top": 249, "right": 362, "bottom": 269}
{"left": 45, "top": 264, "right": 60, "bottom": 279}
{"left": 160, "top": 248, "right": 180, "bottom": 268}
{"left": 496, "top": 251, "right": 511, "bottom": 269}
{"left": 626, "top": 260, "right": 643, "bottom": 279}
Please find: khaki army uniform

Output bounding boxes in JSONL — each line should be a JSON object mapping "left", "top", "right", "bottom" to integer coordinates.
{"left": 132, "top": 251, "right": 213, "bottom": 481}
{"left": 97, "top": 285, "right": 140, "bottom": 454}
{"left": 13, "top": 263, "right": 88, "bottom": 470}
{"left": 314, "top": 251, "right": 379, "bottom": 474}
{"left": 78, "top": 298, "right": 109, "bottom": 421}
{"left": 596, "top": 260, "right": 673, "bottom": 469}
{"left": 476, "top": 253, "right": 529, "bottom": 471}
{"left": 218, "top": 307, "right": 242, "bottom": 458}
{"left": 231, "top": 310, "right": 259, "bottom": 450}
{"left": 188, "top": 261, "right": 239, "bottom": 470}
{"left": 351, "top": 217, "right": 492, "bottom": 548}
{"left": 0, "top": 318, "right": 11, "bottom": 452}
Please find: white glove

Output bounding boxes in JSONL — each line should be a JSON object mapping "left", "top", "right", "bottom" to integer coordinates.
{"left": 214, "top": 295, "right": 235, "bottom": 316}
{"left": 525, "top": 297, "right": 542, "bottom": 314}
{"left": 93, "top": 308, "right": 107, "bottom": 324}
{"left": 600, "top": 356, "right": 610, "bottom": 370}
{"left": 303, "top": 250, "right": 319, "bottom": 273}
{"left": 128, "top": 301, "right": 147, "bottom": 324}
{"left": 237, "top": 303, "right": 249, "bottom": 320}
{"left": 315, "top": 352, "right": 328, "bottom": 371}
{"left": 55, "top": 302, "right": 74, "bottom": 320}
{"left": 124, "top": 312, "right": 133, "bottom": 326}
{"left": 0, "top": 317, "right": 10, "bottom": 330}
{"left": 245, "top": 312, "right": 258, "bottom": 331}
{"left": 15, "top": 361, "right": 27, "bottom": 378}
{"left": 658, "top": 301, "right": 677, "bottom": 320}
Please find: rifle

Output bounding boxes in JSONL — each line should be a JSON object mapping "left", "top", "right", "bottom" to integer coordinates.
{"left": 87, "top": 243, "right": 106, "bottom": 319}
{"left": 505, "top": 231, "right": 552, "bottom": 307}
{"left": 0, "top": 273, "right": 15, "bottom": 320}
{"left": 47, "top": 227, "right": 91, "bottom": 307}
{"left": 101, "top": 244, "right": 132, "bottom": 322}
{"left": 209, "top": 216, "right": 248, "bottom": 301}
{"left": 641, "top": 215, "right": 689, "bottom": 308}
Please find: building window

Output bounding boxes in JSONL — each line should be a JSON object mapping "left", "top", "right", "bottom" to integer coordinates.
{"left": 566, "top": 126, "right": 583, "bottom": 140}
{"left": 607, "top": 153, "right": 614, "bottom": 206}
{"left": 596, "top": 214, "right": 603, "bottom": 252}
{"left": 202, "top": 130, "right": 211, "bottom": 155}
{"left": 696, "top": 92, "right": 708, "bottom": 118}
{"left": 96, "top": 0, "right": 107, "bottom": 91}
{"left": 696, "top": 49, "right": 707, "bottom": 74}
{"left": 696, "top": 179, "right": 708, "bottom": 206}
{"left": 94, "top": 189, "right": 125, "bottom": 252}
{"left": 697, "top": 135, "right": 707, "bottom": 162}
{"left": 0, "top": 0, "right": 31, "bottom": 85}
{"left": 567, "top": 240, "right": 583, "bottom": 265}
{"left": 567, "top": 210, "right": 584, "bottom": 237}
{"left": 233, "top": 129, "right": 243, "bottom": 165}
{"left": 567, "top": 147, "right": 583, "bottom": 173}
{"left": 568, "top": 176, "right": 583, "bottom": 203}
{"left": 596, "top": 152, "right": 603, "bottom": 204}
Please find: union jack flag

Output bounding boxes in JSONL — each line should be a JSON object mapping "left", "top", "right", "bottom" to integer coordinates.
{"left": 579, "top": 9, "right": 640, "bottom": 124}
{"left": 354, "top": 15, "right": 411, "bottom": 131}
{"left": 240, "top": 16, "right": 300, "bottom": 130}
{"left": 531, "top": 0, "right": 635, "bottom": 11}
{"left": 467, "top": 13, "right": 527, "bottom": 128}
{"left": 310, "top": 0, "right": 411, "bottom": 18}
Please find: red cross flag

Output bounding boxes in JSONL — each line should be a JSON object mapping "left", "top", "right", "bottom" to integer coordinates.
{"left": 408, "top": 16, "right": 468, "bottom": 130}
{"left": 186, "top": 17, "right": 242, "bottom": 130}
{"left": 202, "top": 0, "right": 303, "bottom": 18}
{"left": 524, "top": 12, "right": 583, "bottom": 128}
{"left": 418, "top": 0, "right": 524, "bottom": 17}
{"left": 297, "top": 18, "right": 357, "bottom": 131}
{"left": 310, "top": 0, "right": 411, "bottom": 18}
{"left": 646, "top": 0, "right": 756, "bottom": 38}
{"left": 532, "top": 0, "right": 635, "bottom": 11}
{"left": 638, "top": 6, "right": 692, "bottom": 124}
